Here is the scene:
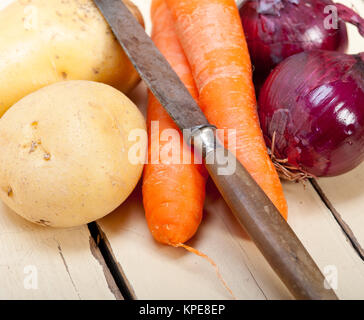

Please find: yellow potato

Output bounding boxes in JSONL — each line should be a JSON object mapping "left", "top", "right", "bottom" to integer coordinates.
{"left": 0, "top": 81, "right": 147, "bottom": 227}
{"left": 0, "top": 0, "right": 144, "bottom": 117}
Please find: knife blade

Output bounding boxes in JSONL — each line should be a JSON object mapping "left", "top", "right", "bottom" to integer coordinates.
{"left": 96, "top": 0, "right": 209, "bottom": 132}
{"left": 93, "top": 0, "right": 338, "bottom": 300}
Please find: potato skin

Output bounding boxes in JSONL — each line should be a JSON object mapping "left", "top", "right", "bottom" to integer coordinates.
{"left": 0, "top": 81, "right": 147, "bottom": 227}
{"left": 0, "top": 0, "right": 144, "bottom": 117}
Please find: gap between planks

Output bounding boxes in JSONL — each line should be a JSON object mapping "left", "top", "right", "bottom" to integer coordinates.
{"left": 88, "top": 222, "right": 136, "bottom": 300}
{"left": 310, "top": 179, "right": 364, "bottom": 261}
{"left": 88, "top": 230, "right": 124, "bottom": 300}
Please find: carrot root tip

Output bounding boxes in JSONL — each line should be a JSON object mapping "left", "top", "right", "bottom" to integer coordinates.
{"left": 175, "top": 243, "right": 236, "bottom": 300}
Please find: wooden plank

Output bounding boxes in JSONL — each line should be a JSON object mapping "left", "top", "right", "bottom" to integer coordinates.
{"left": 97, "top": 179, "right": 364, "bottom": 299}
{"left": 284, "top": 181, "right": 364, "bottom": 300}
{"left": 313, "top": 163, "right": 364, "bottom": 257}
{"left": 0, "top": 201, "right": 121, "bottom": 300}
{"left": 342, "top": 0, "right": 364, "bottom": 54}
{"left": 0, "top": 0, "right": 14, "bottom": 11}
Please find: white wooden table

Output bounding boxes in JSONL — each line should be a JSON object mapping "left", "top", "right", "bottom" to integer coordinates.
{"left": 0, "top": 0, "right": 363, "bottom": 300}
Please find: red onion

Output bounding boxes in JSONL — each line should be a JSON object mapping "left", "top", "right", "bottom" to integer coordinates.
{"left": 239, "top": 0, "right": 364, "bottom": 79}
{"left": 258, "top": 50, "right": 364, "bottom": 178}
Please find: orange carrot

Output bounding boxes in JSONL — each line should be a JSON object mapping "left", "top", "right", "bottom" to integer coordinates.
{"left": 142, "top": 0, "right": 207, "bottom": 245}
{"left": 165, "top": 0, "right": 288, "bottom": 219}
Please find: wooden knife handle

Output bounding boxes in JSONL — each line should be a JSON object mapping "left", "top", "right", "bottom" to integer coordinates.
{"left": 193, "top": 127, "right": 338, "bottom": 300}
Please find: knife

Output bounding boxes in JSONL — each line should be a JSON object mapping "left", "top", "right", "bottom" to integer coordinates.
{"left": 93, "top": 0, "right": 338, "bottom": 300}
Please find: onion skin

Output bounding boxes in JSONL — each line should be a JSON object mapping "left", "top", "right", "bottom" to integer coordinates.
{"left": 259, "top": 50, "right": 364, "bottom": 177}
{"left": 240, "top": 0, "right": 349, "bottom": 78}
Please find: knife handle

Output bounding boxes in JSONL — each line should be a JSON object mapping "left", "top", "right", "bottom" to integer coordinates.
{"left": 192, "top": 127, "right": 338, "bottom": 300}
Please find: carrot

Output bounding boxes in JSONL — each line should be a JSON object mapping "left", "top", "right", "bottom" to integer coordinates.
{"left": 144, "top": 3, "right": 235, "bottom": 298}
{"left": 165, "top": 0, "right": 288, "bottom": 219}
{"left": 142, "top": 0, "right": 207, "bottom": 245}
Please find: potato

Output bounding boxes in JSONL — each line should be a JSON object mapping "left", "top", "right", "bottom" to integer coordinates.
{"left": 0, "top": 0, "right": 144, "bottom": 117}
{"left": 0, "top": 80, "right": 147, "bottom": 227}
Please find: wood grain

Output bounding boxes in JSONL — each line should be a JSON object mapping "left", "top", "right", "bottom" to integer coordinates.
{"left": 97, "top": 178, "right": 364, "bottom": 299}
{"left": 284, "top": 181, "right": 364, "bottom": 300}
{"left": 0, "top": 199, "right": 120, "bottom": 299}
{"left": 313, "top": 163, "right": 364, "bottom": 258}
